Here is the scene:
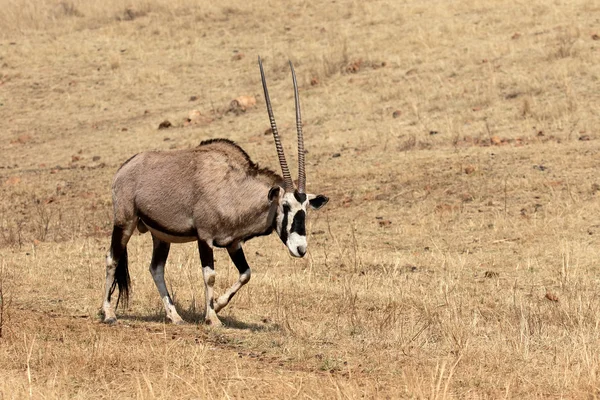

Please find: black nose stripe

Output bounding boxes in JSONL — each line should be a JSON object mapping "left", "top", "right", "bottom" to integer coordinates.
{"left": 291, "top": 210, "right": 306, "bottom": 236}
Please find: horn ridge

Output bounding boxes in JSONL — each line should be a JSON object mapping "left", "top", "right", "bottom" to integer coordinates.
{"left": 258, "top": 56, "right": 294, "bottom": 192}
{"left": 289, "top": 60, "right": 306, "bottom": 193}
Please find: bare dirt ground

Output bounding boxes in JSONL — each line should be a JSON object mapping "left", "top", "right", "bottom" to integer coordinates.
{"left": 1, "top": 0, "right": 599, "bottom": 398}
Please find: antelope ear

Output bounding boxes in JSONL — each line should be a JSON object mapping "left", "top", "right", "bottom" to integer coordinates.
{"left": 308, "top": 194, "right": 329, "bottom": 210}
{"left": 268, "top": 186, "right": 282, "bottom": 202}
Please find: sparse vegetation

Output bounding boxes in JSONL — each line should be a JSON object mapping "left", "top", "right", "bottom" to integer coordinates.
{"left": 0, "top": 0, "right": 599, "bottom": 398}
{"left": 0, "top": 263, "right": 8, "bottom": 339}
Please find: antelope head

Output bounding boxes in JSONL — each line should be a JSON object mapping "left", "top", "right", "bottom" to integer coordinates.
{"left": 259, "top": 57, "right": 329, "bottom": 258}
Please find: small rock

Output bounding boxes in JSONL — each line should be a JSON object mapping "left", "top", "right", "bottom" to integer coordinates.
{"left": 490, "top": 136, "right": 503, "bottom": 145}
{"left": 403, "top": 264, "right": 418, "bottom": 272}
{"left": 392, "top": 110, "right": 401, "bottom": 118}
{"left": 184, "top": 110, "right": 213, "bottom": 126}
{"left": 229, "top": 95, "right": 257, "bottom": 114}
{"left": 11, "top": 134, "right": 32, "bottom": 144}
{"left": 158, "top": 120, "right": 172, "bottom": 130}
{"left": 592, "top": 33, "right": 600, "bottom": 41}
{"left": 4, "top": 176, "right": 21, "bottom": 185}
{"left": 346, "top": 59, "right": 363, "bottom": 73}
{"left": 92, "top": 156, "right": 101, "bottom": 162}
{"left": 331, "top": 153, "right": 341, "bottom": 158}
{"left": 460, "top": 193, "right": 474, "bottom": 202}
{"left": 545, "top": 292, "right": 559, "bottom": 302}
{"left": 464, "top": 165, "right": 476, "bottom": 174}
{"left": 189, "top": 96, "right": 198, "bottom": 102}
{"left": 579, "top": 135, "right": 590, "bottom": 141}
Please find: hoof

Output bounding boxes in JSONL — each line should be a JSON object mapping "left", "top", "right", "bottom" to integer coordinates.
{"left": 104, "top": 317, "right": 117, "bottom": 325}
{"left": 205, "top": 318, "right": 222, "bottom": 327}
{"left": 171, "top": 318, "right": 186, "bottom": 325}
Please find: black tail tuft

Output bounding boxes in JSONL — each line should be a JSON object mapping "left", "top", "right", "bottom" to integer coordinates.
{"left": 109, "top": 248, "right": 130, "bottom": 309}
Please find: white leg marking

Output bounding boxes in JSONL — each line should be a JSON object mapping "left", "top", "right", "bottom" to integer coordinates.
{"left": 148, "top": 238, "right": 184, "bottom": 324}
{"left": 102, "top": 253, "right": 117, "bottom": 323}
{"left": 202, "top": 266, "right": 221, "bottom": 326}
{"left": 160, "top": 296, "right": 183, "bottom": 325}
{"left": 214, "top": 269, "right": 251, "bottom": 313}
{"left": 150, "top": 266, "right": 184, "bottom": 324}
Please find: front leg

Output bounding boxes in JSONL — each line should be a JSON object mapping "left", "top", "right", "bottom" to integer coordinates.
{"left": 214, "top": 243, "right": 251, "bottom": 314}
{"left": 198, "top": 240, "right": 221, "bottom": 326}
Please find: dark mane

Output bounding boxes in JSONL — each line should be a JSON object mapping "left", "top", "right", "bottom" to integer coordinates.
{"left": 199, "top": 138, "right": 251, "bottom": 162}
{"left": 116, "top": 153, "right": 139, "bottom": 172}
{"left": 198, "top": 138, "right": 283, "bottom": 184}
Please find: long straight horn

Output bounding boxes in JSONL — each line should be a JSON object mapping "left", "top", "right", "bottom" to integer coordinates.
{"left": 289, "top": 60, "right": 306, "bottom": 193}
{"left": 258, "top": 56, "right": 294, "bottom": 192}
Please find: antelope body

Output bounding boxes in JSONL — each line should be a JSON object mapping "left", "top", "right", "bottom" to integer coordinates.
{"left": 102, "top": 58, "right": 328, "bottom": 326}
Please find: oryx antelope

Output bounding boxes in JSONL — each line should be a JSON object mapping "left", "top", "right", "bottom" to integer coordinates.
{"left": 102, "top": 57, "right": 328, "bottom": 326}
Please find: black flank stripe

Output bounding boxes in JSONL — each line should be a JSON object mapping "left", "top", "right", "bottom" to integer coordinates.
{"left": 138, "top": 211, "right": 197, "bottom": 238}
{"left": 291, "top": 210, "right": 306, "bottom": 236}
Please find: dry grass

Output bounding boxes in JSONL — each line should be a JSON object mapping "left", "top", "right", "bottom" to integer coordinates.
{"left": 1, "top": 0, "right": 600, "bottom": 398}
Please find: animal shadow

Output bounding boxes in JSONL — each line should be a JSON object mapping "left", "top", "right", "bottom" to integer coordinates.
{"left": 116, "top": 306, "right": 279, "bottom": 332}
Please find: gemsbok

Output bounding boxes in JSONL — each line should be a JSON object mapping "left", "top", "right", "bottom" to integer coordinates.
{"left": 102, "top": 57, "right": 329, "bottom": 326}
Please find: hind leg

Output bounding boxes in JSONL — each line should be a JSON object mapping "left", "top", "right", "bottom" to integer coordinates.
{"left": 198, "top": 240, "right": 221, "bottom": 326}
{"left": 102, "top": 221, "right": 136, "bottom": 324}
{"left": 149, "top": 235, "right": 184, "bottom": 324}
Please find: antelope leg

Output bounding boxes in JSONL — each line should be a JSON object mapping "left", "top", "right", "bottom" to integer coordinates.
{"left": 214, "top": 243, "right": 251, "bottom": 313}
{"left": 149, "top": 235, "right": 184, "bottom": 324}
{"left": 102, "top": 222, "right": 136, "bottom": 324}
{"left": 198, "top": 240, "right": 221, "bottom": 326}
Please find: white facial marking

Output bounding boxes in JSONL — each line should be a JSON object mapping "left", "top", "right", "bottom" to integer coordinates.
{"left": 287, "top": 232, "right": 307, "bottom": 257}
{"left": 276, "top": 192, "right": 311, "bottom": 257}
